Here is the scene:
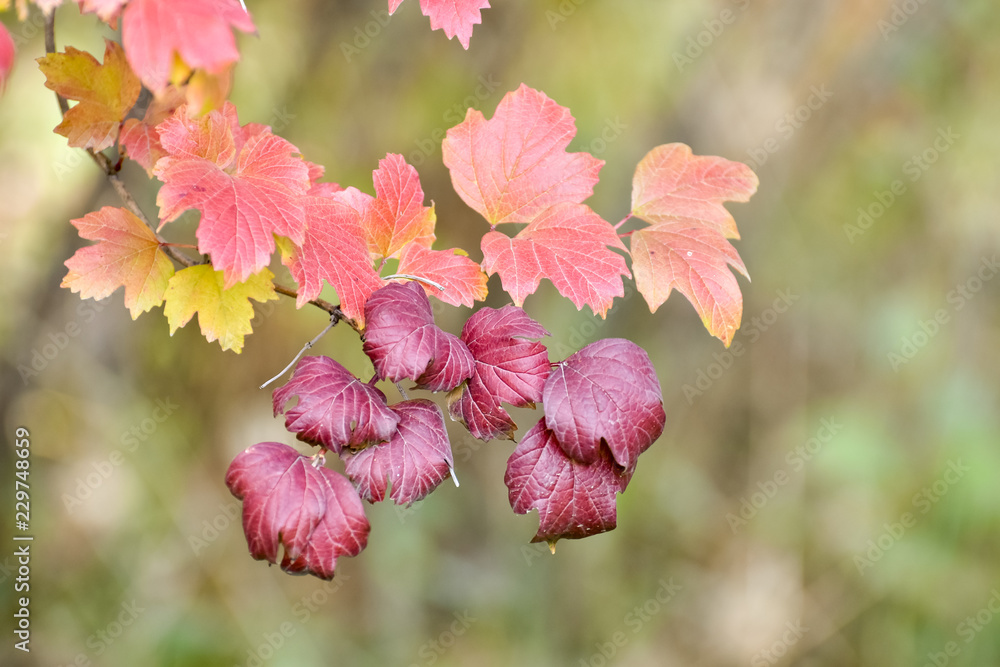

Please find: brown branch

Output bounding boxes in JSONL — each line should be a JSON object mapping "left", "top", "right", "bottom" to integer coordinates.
{"left": 44, "top": 10, "right": 356, "bottom": 329}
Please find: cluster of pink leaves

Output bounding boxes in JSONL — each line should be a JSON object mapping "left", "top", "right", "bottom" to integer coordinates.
{"left": 226, "top": 281, "right": 665, "bottom": 577}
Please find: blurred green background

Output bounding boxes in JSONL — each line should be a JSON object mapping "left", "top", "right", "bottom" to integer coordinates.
{"left": 3, "top": 0, "right": 1000, "bottom": 665}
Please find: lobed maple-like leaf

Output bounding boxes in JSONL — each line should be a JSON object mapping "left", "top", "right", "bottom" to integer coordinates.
{"left": 341, "top": 399, "right": 454, "bottom": 506}
{"left": 480, "top": 202, "right": 631, "bottom": 317}
{"left": 226, "top": 442, "right": 369, "bottom": 580}
{"left": 629, "top": 144, "right": 757, "bottom": 346}
{"left": 443, "top": 84, "right": 603, "bottom": 225}
{"left": 362, "top": 282, "right": 474, "bottom": 393}
{"left": 119, "top": 86, "right": 186, "bottom": 175}
{"left": 273, "top": 356, "right": 400, "bottom": 453}
{"left": 36, "top": 40, "right": 140, "bottom": 151}
{"left": 447, "top": 306, "right": 550, "bottom": 441}
{"left": 155, "top": 102, "right": 311, "bottom": 287}
{"left": 121, "top": 0, "right": 255, "bottom": 93}
{"left": 0, "top": 23, "right": 14, "bottom": 95}
{"left": 389, "top": 0, "right": 490, "bottom": 49}
{"left": 505, "top": 420, "right": 631, "bottom": 545}
{"left": 361, "top": 153, "right": 436, "bottom": 261}
{"left": 61, "top": 207, "right": 174, "bottom": 319}
{"left": 396, "top": 243, "right": 488, "bottom": 308}
{"left": 543, "top": 339, "right": 665, "bottom": 472}
{"left": 163, "top": 264, "right": 277, "bottom": 353}
{"left": 279, "top": 190, "right": 384, "bottom": 327}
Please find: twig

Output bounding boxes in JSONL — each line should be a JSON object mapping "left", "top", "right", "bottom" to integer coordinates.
{"left": 259, "top": 314, "right": 339, "bottom": 389}
{"left": 383, "top": 273, "right": 445, "bottom": 291}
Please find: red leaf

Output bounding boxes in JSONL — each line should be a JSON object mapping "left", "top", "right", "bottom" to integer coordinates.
{"left": 543, "top": 339, "right": 664, "bottom": 472}
{"left": 361, "top": 153, "right": 436, "bottom": 261}
{"left": 273, "top": 356, "right": 400, "bottom": 453}
{"left": 396, "top": 243, "right": 488, "bottom": 308}
{"left": 629, "top": 144, "right": 757, "bottom": 346}
{"left": 447, "top": 306, "right": 550, "bottom": 441}
{"left": 480, "top": 202, "right": 630, "bottom": 317}
{"left": 341, "top": 399, "right": 454, "bottom": 506}
{"left": 443, "top": 84, "right": 603, "bottom": 225}
{"left": 0, "top": 24, "right": 13, "bottom": 95}
{"left": 505, "top": 421, "right": 630, "bottom": 544}
{"left": 226, "top": 442, "right": 369, "bottom": 580}
{"left": 390, "top": 0, "right": 490, "bottom": 49}
{"left": 121, "top": 0, "right": 255, "bottom": 93}
{"left": 280, "top": 191, "right": 384, "bottom": 327}
{"left": 362, "top": 283, "right": 474, "bottom": 393}
{"left": 154, "top": 102, "right": 311, "bottom": 287}
{"left": 119, "top": 86, "right": 185, "bottom": 175}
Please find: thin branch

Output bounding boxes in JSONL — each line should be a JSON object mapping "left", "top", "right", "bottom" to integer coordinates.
{"left": 383, "top": 273, "right": 445, "bottom": 291}
{"left": 260, "top": 315, "right": 339, "bottom": 389}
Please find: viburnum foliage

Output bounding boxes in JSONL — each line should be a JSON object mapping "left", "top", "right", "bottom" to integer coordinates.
{"left": 17, "top": 0, "right": 758, "bottom": 579}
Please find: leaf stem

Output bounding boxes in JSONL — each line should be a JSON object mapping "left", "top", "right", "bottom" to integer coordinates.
{"left": 614, "top": 214, "right": 633, "bottom": 231}
{"left": 260, "top": 314, "right": 339, "bottom": 389}
{"left": 383, "top": 273, "right": 445, "bottom": 291}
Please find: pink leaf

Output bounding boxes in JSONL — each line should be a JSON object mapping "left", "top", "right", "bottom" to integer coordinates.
{"left": 447, "top": 306, "right": 550, "bottom": 441}
{"left": 480, "top": 202, "right": 630, "bottom": 317}
{"left": 226, "top": 442, "right": 369, "bottom": 580}
{"left": 341, "top": 399, "right": 454, "bottom": 506}
{"left": 0, "top": 23, "right": 13, "bottom": 95}
{"left": 396, "top": 243, "right": 488, "bottom": 308}
{"left": 362, "top": 282, "right": 474, "bottom": 393}
{"left": 443, "top": 84, "right": 603, "bottom": 225}
{"left": 505, "top": 421, "right": 631, "bottom": 544}
{"left": 390, "top": 0, "right": 490, "bottom": 49}
{"left": 154, "top": 102, "right": 311, "bottom": 287}
{"left": 273, "top": 356, "right": 400, "bottom": 453}
{"left": 76, "top": 0, "right": 128, "bottom": 22}
{"left": 122, "top": 0, "right": 255, "bottom": 93}
{"left": 361, "top": 153, "right": 436, "bottom": 261}
{"left": 544, "top": 339, "right": 664, "bottom": 472}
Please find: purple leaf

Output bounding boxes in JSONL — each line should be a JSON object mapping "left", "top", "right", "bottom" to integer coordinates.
{"left": 543, "top": 338, "right": 665, "bottom": 471}
{"left": 273, "top": 356, "right": 400, "bottom": 453}
{"left": 341, "top": 399, "right": 454, "bottom": 506}
{"left": 447, "top": 306, "right": 550, "bottom": 441}
{"left": 225, "top": 442, "right": 370, "bottom": 580}
{"left": 363, "top": 282, "right": 474, "bottom": 392}
{"left": 504, "top": 420, "right": 631, "bottom": 544}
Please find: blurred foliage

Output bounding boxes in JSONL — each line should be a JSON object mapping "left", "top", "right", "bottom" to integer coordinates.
{"left": 2, "top": 0, "right": 1000, "bottom": 665}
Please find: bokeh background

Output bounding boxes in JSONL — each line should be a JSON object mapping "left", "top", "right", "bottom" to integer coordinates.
{"left": 3, "top": 0, "right": 1000, "bottom": 665}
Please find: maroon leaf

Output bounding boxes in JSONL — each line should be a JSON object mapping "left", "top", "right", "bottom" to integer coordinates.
{"left": 447, "top": 306, "right": 550, "bottom": 441}
{"left": 341, "top": 399, "right": 454, "bottom": 506}
{"left": 505, "top": 421, "right": 631, "bottom": 544}
{"left": 543, "top": 339, "right": 665, "bottom": 471}
{"left": 362, "top": 282, "right": 474, "bottom": 392}
{"left": 225, "top": 442, "right": 370, "bottom": 580}
{"left": 273, "top": 356, "right": 400, "bottom": 453}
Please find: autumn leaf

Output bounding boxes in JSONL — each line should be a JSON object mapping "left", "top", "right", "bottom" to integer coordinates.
{"left": 389, "top": 0, "right": 490, "bottom": 49}
{"left": 543, "top": 338, "right": 665, "bottom": 472}
{"left": 448, "top": 306, "right": 550, "bottom": 441}
{"left": 396, "top": 243, "right": 488, "bottom": 308}
{"left": 37, "top": 40, "right": 140, "bottom": 151}
{"left": 505, "top": 420, "right": 631, "bottom": 545}
{"left": 121, "top": 0, "right": 255, "bottom": 93}
{"left": 363, "top": 283, "right": 474, "bottom": 393}
{"left": 162, "top": 264, "right": 277, "bottom": 353}
{"left": 273, "top": 356, "right": 400, "bottom": 453}
{"left": 155, "top": 102, "right": 311, "bottom": 287}
{"left": 62, "top": 207, "right": 174, "bottom": 319}
{"left": 119, "top": 85, "right": 185, "bottom": 175}
{"left": 0, "top": 23, "right": 14, "bottom": 95}
{"left": 341, "top": 399, "right": 454, "bottom": 506}
{"left": 361, "top": 153, "right": 436, "bottom": 261}
{"left": 226, "top": 442, "right": 369, "bottom": 580}
{"left": 628, "top": 143, "right": 757, "bottom": 346}
{"left": 443, "top": 84, "right": 603, "bottom": 225}
{"left": 480, "top": 202, "right": 630, "bottom": 317}
{"left": 76, "top": 0, "right": 128, "bottom": 22}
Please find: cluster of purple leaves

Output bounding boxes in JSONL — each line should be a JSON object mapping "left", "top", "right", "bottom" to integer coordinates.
{"left": 225, "top": 282, "right": 666, "bottom": 579}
